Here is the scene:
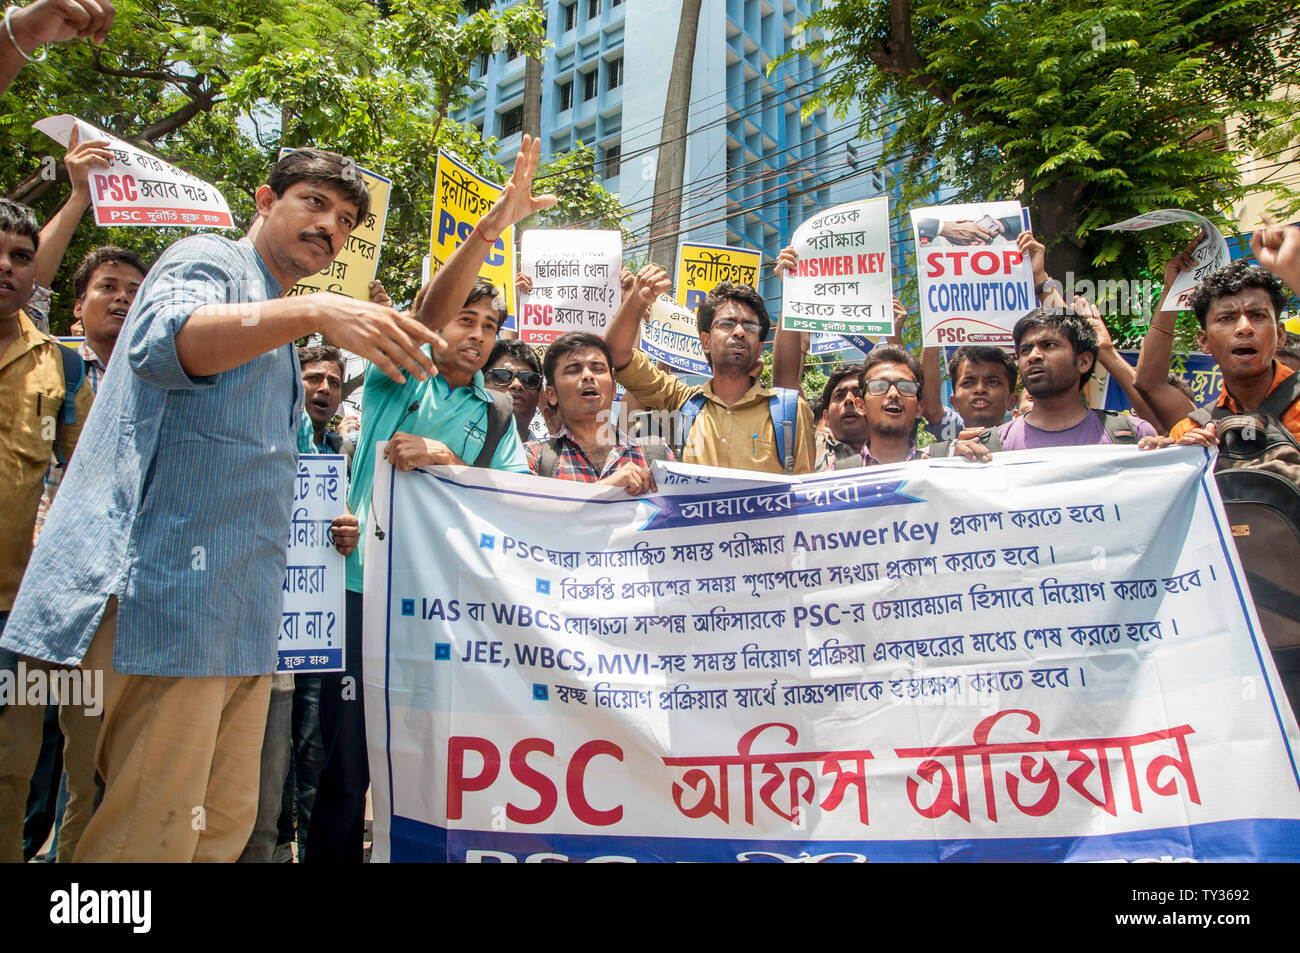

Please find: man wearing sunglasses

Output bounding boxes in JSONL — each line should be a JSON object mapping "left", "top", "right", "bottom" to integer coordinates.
{"left": 484, "top": 338, "right": 545, "bottom": 441}
{"left": 829, "top": 346, "right": 928, "bottom": 469}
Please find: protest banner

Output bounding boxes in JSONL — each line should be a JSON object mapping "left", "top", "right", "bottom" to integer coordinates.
{"left": 783, "top": 196, "right": 894, "bottom": 337}
{"left": 34, "top": 114, "right": 234, "bottom": 229}
{"left": 431, "top": 151, "right": 515, "bottom": 324}
{"left": 280, "top": 454, "right": 347, "bottom": 674}
{"left": 676, "top": 242, "right": 763, "bottom": 313}
{"left": 1099, "top": 210, "right": 1230, "bottom": 312}
{"left": 640, "top": 292, "right": 709, "bottom": 377}
{"left": 279, "top": 149, "right": 391, "bottom": 301}
{"left": 364, "top": 446, "right": 1300, "bottom": 862}
{"left": 517, "top": 229, "right": 621, "bottom": 344}
{"left": 912, "top": 201, "right": 1034, "bottom": 348}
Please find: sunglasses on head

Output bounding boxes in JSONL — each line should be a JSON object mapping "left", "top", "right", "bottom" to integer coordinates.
{"left": 864, "top": 377, "right": 920, "bottom": 397}
{"left": 486, "top": 368, "right": 542, "bottom": 390}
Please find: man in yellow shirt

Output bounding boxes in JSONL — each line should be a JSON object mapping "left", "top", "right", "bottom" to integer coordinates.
{"left": 603, "top": 265, "right": 814, "bottom": 474}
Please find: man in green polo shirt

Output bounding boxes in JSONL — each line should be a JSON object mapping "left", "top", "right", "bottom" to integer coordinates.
{"left": 306, "top": 134, "right": 556, "bottom": 863}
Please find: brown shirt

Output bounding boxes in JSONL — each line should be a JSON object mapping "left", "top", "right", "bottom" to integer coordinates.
{"left": 0, "top": 312, "right": 93, "bottom": 608}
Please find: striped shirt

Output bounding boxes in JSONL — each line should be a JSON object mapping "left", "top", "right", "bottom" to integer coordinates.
{"left": 2, "top": 235, "right": 303, "bottom": 677}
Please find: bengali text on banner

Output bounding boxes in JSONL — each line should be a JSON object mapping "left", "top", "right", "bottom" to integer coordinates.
{"left": 676, "top": 241, "right": 763, "bottom": 313}
{"left": 280, "top": 454, "right": 346, "bottom": 674}
{"left": 35, "top": 114, "right": 234, "bottom": 229}
{"left": 364, "top": 446, "right": 1300, "bottom": 862}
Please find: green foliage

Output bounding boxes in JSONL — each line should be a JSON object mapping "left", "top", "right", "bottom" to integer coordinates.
{"left": 774, "top": 0, "right": 1297, "bottom": 289}
{"left": 1, "top": 0, "right": 626, "bottom": 328}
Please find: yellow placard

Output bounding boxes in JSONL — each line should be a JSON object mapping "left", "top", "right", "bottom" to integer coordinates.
{"left": 281, "top": 151, "right": 392, "bottom": 301}
{"left": 675, "top": 241, "right": 763, "bottom": 313}
{"left": 431, "top": 151, "right": 516, "bottom": 322}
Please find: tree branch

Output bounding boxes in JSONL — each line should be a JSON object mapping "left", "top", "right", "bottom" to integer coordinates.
{"left": 134, "top": 90, "right": 220, "bottom": 143}
{"left": 868, "top": 0, "right": 962, "bottom": 113}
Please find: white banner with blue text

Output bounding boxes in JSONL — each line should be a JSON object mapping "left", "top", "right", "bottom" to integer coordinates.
{"left": 364, "top": 446, "right": 1300, "bottom": 862}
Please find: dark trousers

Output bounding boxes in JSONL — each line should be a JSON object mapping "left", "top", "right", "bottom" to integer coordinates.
{"left": 22, "top": 704, "right": 62, "bottom": 860}
{"left": 305, "top": 590, "right": 367, "bottom": 863}
{"left": 277, "top": 673, "right": 324, "bottom": 858}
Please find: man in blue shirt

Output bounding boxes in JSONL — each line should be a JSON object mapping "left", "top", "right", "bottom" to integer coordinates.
{"left": 306, "top": 135, "right": 556, "bottom": 863}
{"left": 0, "top": 148, "right": 444, "bottom": 862}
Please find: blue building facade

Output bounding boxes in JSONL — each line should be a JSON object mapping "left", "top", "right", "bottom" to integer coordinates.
{"left": 456, "top": 0, "right": 914, "bottom": 318}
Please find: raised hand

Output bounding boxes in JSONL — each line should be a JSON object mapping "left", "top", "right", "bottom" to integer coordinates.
{"left": 477, "top": 134, "right": 559, "bottom": 241}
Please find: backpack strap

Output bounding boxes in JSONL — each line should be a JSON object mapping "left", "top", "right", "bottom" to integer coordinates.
{"left": 676, "top": 392, "right": 707, "bottom": 460}
{"left": 54, "top": 344, "right": 86, "bottom": 468}
{"left": 768, "top": 388, "right": 800, "bottom": 475}
{"left": 536, "top": 437, "right": 564, "bottom": 478}
{"left": 1258, "top": 370, "right": 1300, "bottom": 421}
{"left": 977, "top": 426, "right": 1004, "bottom": 453}
{"left": 638, "top": 439, "right": 670, "bottom": 466}
{"left": 1188, "top": 405, "right": 1214, "bottom": 429}
{"left": 473, "top": 390, "right": 515, "bottom": 468}
{"left": 1094, "top": 409, "right": 1138, "bottom": 444}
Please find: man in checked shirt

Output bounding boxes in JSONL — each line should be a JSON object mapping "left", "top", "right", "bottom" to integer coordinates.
{"left": 526, "top": 330, "right": 672, "bottom": 493}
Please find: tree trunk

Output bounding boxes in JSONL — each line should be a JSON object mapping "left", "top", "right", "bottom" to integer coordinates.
{"left": 522, "top": 0, "right": 544, "bottom": 141}
{"left": 1030, "top": 177, "right": 1090, "bottom": 287}
{"left": 648, "top": 0, "right": 703, "bottom": 278}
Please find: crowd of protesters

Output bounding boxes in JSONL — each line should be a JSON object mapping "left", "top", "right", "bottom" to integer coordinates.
{"left": 0, "top": 0, "right": 1298, "bottom": 863}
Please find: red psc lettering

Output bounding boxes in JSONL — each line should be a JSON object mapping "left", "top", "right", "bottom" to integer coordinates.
{"left": 93, "top": 173, "right": 138, "bottom": 203}
{"left": 925, "top": 249, "right": 1023, "bottom": 278}
{"left": 523, "top": 304, "right": 553, "bottom": 326}
{"left": 447, "top": 736, "right": 624, "bottom": 826}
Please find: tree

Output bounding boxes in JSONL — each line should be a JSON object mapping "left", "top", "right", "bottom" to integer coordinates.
{"left": 774, "top": 0, "right": 1299, "bottom": 288}
{"left": 1, "top": 0, "right": 624, "bottom": 328}
{"left": 647, "top": 0, "right": 702, "bottom": 278}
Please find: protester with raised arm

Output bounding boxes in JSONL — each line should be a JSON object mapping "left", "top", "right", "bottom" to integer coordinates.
{"left": 604, "top": 261, "right": 813, "bottom": 474}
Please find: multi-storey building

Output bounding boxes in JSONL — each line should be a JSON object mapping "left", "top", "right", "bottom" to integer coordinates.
{"left": 455, "top": 0, "right": 914, "bottom": 317}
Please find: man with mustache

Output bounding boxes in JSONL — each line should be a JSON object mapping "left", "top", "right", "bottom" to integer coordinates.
{"left": 0, "top": 148, "right": 443, "bottom": 861}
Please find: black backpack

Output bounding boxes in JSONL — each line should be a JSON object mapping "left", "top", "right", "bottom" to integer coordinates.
{"left": 1187, "top": 373, "right": 1300, "bottom": 650}
{"left": 927, "top": 408, "right": 1138, "bottom": 457}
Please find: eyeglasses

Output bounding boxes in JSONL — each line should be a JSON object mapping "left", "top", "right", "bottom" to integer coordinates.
{"left": 486, "top": 368, "right": 542, "bottom": 390}
{"left": 864, "top": 377, "right": 920, "bottom": 397}
{"left": 713, "top": 318, "right": 763, "bottom": 336}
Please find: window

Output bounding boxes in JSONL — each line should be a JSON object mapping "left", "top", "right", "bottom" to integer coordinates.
{"left": 563, "top": 3, "right": 576, "bottom": 31}
{"left": 506, "top": 42, "right": 519, "bottom": 61}
{"left": 583, "top": 70, "right": 598, "bottom": 101}
{"left": 607, "top": 57, "right": 623, "bottom": 90}
{"left": 603, "top": 142, "right": 621, "bottom": 178}
{"left": 588, "top": 0, "right": 600, "bottom": 19}
{"left": 558, "top": 80, "right": 573, "bottom": 111}
{"left": 612, "top": 0, "right": 623, "bottom": 6}
{"left": 478, "top": 52, "right": 490, "bottom": 77}
{"left": 499, "top": 104, "right": 524, "bottom": 138}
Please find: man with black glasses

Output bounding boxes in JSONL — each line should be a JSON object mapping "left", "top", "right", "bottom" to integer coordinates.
{"left": 484, "top": 338, "right": 544, "bottom": 441}
{"left": 602, "top": 265, "right": 814, "bottom": 474}
{"left": 828, "top": 346, "right": 928, "bottom": 469}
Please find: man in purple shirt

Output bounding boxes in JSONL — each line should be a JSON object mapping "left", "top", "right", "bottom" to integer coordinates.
{"left": 954, "top": 305, "right": 1156, "bottom": 460}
